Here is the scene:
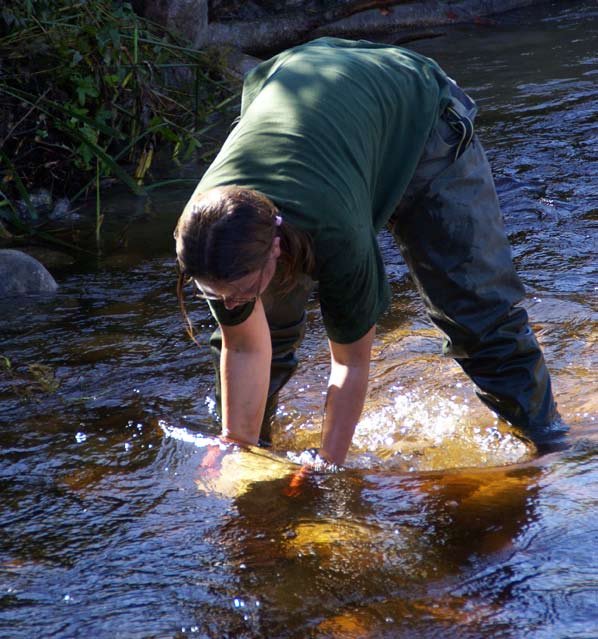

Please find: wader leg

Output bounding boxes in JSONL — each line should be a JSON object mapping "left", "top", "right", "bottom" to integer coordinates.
{"left": 391, "top": 127, "right": 561, "bottom": 450}
{"left": 210, "top": 274, "right": 314, "bottom": 446}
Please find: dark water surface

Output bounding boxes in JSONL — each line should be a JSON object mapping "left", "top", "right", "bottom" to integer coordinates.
{"left": 1, "top": 2, "right": 597, "bottom": 637}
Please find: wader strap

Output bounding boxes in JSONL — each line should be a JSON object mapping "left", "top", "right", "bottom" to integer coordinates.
{"left": 444, "top": 105, "right": 475, "bottom": 162}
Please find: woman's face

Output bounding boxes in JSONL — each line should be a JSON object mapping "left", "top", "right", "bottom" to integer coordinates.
{"left": 194, "top": 238, "right": 280, "bottom": 310}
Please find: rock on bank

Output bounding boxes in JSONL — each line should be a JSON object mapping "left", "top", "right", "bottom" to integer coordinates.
{"left": 134, "top": 0, "right": 553, "bottom": 55}
{"left": 0, "top": 249, "right": 58, "bottom": 296}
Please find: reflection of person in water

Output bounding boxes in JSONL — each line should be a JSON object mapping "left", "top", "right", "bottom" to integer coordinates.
{"left": 175, "top": 37, "right": 564, "bottom": 466}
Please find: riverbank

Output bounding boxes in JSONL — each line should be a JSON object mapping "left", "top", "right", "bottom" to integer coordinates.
{"left": 140, "top": 0, "right": 555, "bottom": 55}
{"left": 0, "top": 0, "right": 555, "bottom": 248}
{"left": 0, "top": 1, "right": 238, "bottom": 241}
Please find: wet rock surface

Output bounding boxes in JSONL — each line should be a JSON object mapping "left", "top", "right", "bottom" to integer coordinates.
{"left": 0, "top": 249, "right": 58, "bottom": 296}
{"left": 17, "top": 188, "right": 78, "bottom": 224}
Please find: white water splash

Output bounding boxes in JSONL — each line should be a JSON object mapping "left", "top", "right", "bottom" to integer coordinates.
{"left": 352, "top": 387, "right": 532, "bottom": 470}
{"left": 159, "top": 420, "right": 226, "bottom": 450}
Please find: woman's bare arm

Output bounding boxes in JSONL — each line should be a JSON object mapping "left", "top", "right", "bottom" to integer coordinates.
{"left": 220, "top": 298, "right": 271, "bottom": 445}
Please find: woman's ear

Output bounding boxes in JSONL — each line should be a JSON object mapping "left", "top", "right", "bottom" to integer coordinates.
{"left": 272, "top": 236, "right": 281, "bottom": 259}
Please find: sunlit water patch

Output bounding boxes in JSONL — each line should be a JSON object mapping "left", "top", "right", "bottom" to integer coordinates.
{"left": 352, "top": 388, "right": 533, "bottom": 471}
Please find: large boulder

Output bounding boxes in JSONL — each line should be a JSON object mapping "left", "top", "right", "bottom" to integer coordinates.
{"left": 0, "top": 249, "right": 58, "bottom": 296}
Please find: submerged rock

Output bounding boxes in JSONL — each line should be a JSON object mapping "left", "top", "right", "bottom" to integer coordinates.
{"left": 17, "top": 188, "right": 53, "bottom": 220}
{"left": 48, "top": 197, "right": 79, "bottom": 222}
{"left": 0, "top": 249, "right": 58, "bottom": 296}
{"left": 17, "top": 191, "right": 78, "bottom": 223}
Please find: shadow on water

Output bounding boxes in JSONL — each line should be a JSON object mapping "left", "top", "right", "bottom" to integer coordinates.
{"left": 1, "top": 1, "right": 597, "bottom": 637}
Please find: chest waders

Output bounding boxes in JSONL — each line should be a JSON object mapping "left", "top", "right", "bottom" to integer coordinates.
{"left": 388, "top": 82, "right": 563, "bottom": 452}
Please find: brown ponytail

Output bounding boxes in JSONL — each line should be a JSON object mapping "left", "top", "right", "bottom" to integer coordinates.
{"left": 174, "top": 185, "right": 314, "bottom": 292}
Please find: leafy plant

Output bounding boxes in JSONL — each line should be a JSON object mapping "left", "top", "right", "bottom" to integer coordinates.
{"left": 0, "top": 0, "right": 240, "bottom": 232}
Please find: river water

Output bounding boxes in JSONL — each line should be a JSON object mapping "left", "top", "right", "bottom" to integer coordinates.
{"left": 1, "top": 2, "right": 597, "bottom": 637}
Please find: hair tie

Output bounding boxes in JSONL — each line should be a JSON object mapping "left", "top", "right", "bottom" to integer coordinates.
{"left": 275, "top": 215, "right": 283, "bottom": 226}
